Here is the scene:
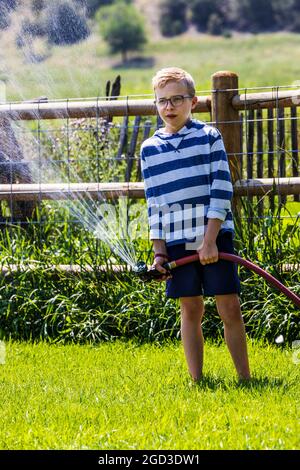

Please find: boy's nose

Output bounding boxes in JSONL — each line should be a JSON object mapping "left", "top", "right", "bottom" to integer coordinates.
{"left": 165, "top": 100, "right": 174, "bottom": 109}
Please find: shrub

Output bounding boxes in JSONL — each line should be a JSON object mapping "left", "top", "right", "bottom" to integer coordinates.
{"left": 83, "top": 0, "right": 118, "bottom": 17}
{"left": 20, "top": 18, "right": 46, "bottom": 38}
{"left": 207, "top": 13, "right": 224, "bottom": 36}
{"left": 159, "top": 0, "right": 188, "bottom": 37}
{"left": 45, "top": 1, "right": 90, "bottom": 46}
{"left": 31, "top": 0, "right": 46, "bottom": 15}
{"left": 97, "top": 2, "right": 147, "bottom": 63}
{"left": 0, "top": 13, "right": 10, "bottom": 31}
{"left": 1, "top": 0, "right": 18, "bottom": 11}
{"left": 190, "top": 0, "right": 219, "bottom": 31}
{"left": 0, "top": 0, "right": 18, "bottom": 30}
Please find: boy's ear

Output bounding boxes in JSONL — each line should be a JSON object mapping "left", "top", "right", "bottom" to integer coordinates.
{"left": 191, "top": 96, "right": 198, "bottom": 110}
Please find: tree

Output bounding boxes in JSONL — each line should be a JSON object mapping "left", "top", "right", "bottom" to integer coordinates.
{"left": 84, "top": 0, "right": 117, "bottom": 17}
{"left": 0, "top": 0, "right": 18, "bottom": 30}
{"left": 31, "top": 0, "right": 46, "bottom": 15}
{"left": 207, "top": 13, "right": 224, "bottom": 35}
{"left": 190, "top": 0, "right": 219, "bottom": 31}
{"left": 271, "top": 0, "right": 295, "bottom": 30}
{"left": 1, "top": 0, "right": 18, "bottom": 10}
{"left": 159, "top": 0, "right": 188, "bottom": 37}
{"left": 234, "top": 0, "right": 275, "bottom": 32}
{"left": 97, "top": 2, "right": 147, "bottom": 63}
{"left": 45, "top": 1, "right": 90, "bottom": 46}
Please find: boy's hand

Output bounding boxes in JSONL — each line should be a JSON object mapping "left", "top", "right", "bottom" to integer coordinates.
{"left": 152, "top": 256, "right": 172, "bottom": 282}
{"left": 197, "top": 241, "right": 218, "bottom": 265}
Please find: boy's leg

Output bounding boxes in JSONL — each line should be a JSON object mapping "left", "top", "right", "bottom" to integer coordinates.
{"left": 180, "top": 296, "right": 205, "bottom": 381}
{"left": 215, "top": 293, "right": 250, "bottom": 380}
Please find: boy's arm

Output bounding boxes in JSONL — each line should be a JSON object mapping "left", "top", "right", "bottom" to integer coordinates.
{"left": 197, "top": 129, "right": 232, "bottom": 265}
{"left": 197, "top": 218, "right": 222, "bottom": 265}
{"left": 207, "top": 129, "right": 233, "bottom": 222}
{"left": 152, "top": 239, "right": 170, "bottom": 280}
{"left": 140, "top": 147, "right": 166, "bottom": 241}
{"left": 152, "top": 239, "right": 168, "bottom": 257}
{"left": 140, "top": 147, "right": 169, "bottom": 280}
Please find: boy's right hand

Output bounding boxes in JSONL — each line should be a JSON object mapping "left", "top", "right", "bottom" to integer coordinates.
{"left": 152, "top": 256, "right": 172, "bottom": 282}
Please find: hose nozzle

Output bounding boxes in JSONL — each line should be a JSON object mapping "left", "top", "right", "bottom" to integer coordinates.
{"left": 133, "top": 261, "right": 170, "bottom": 282}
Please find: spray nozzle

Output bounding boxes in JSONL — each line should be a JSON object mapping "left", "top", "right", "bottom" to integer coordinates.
{"left": 133, "top": 261, "right": 170, "bottom": 282}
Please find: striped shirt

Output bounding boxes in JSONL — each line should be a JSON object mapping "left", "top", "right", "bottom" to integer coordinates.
{"left": 140, "top": 118, "right": 234, "bottom": 246}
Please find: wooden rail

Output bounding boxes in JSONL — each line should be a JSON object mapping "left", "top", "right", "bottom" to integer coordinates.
{"left": 233, "top": 177, "right": 300, "bottom": 196}
{"left": 232, "top": 89, "right": 300, "bottom": 110}
{"left": 0, "top": 182, "right": 145, "bottom": 201}
{"left": 0, "top": 264, "right": 132, "bottom": 275}
{"left": 0, "top": 88, "right": 299, "bottom": 122}
{"left": 0, "top": 97, "right": 210, "bottom": 120}
{"left": 0, "top": 179, "right": 299, "bottom": 201}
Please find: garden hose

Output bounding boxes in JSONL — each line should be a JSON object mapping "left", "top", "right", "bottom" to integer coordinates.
{"left": 134, "top": 252, "right": 300, "bottom": 309}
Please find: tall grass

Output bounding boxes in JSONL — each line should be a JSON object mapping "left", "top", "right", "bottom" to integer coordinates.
{"left": 0, "top": 196, "right": 299, "bottom": 344}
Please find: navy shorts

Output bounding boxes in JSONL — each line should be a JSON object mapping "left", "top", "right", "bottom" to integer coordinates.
{"left": 165, "top": 231, "right": 241, "bottom": 298}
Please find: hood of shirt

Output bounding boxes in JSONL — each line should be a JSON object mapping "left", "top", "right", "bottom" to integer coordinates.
{"left": 153, "top": 119, "right": 202, "bottom": 151}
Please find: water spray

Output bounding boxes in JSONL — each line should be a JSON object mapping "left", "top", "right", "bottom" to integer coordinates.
{"left": 133, "top": 252, "right": 300, "bottom": 309}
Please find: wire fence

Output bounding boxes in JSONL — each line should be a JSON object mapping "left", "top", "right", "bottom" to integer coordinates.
{"left": 0, "top": 78, "right": 299, "bottom": 268}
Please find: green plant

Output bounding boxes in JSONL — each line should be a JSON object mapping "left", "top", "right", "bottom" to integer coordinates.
{"left": 207, "top": 13, "right": 224, "bottom": 36}
{"left": 45, "top": 1, "right": 90, "bottom": 46}
{"left": 97, "top": 1, "right": 147, "bottom": 63}
{"left": 159, "top": 0, "right": 188, "bottom": 37}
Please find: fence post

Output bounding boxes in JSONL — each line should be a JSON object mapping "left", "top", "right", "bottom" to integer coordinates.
{"left": 211, "top": 71, "right": 242, "bottom": 184}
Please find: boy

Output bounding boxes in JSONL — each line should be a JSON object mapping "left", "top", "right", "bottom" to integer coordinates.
{"left": 140, "top": 67, "right": 250, "bottom": 382}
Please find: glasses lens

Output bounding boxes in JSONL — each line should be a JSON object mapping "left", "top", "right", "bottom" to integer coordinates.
{"left": 157, "top": 99, "right": 167, "bottom": 107}
{"left": 171, "top": 96, "right": 184, "bottom": 107}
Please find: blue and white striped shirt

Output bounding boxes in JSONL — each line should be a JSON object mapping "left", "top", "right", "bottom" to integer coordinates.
{"left": 140, "top": 118, "right": 234, "bottom": 246}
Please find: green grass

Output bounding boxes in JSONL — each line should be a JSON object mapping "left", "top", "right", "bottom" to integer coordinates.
{"left": 0, "top": 340, "right": 299, "bottom": 449}
{"left": 2, "top": 30, "right": 300, "bottom": 100}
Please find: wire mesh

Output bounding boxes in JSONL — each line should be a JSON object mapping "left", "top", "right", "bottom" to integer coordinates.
{"left": 0, "top": 85, "right": 299, "bottom": 269}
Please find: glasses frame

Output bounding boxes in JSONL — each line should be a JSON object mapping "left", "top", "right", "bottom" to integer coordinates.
{"left": 154, "top": 95, "right": 193, "bottom": 108}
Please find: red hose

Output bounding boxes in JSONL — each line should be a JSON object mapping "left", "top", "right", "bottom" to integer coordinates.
{"left": 165, "top": 252, "right": 300, "bottom": 309}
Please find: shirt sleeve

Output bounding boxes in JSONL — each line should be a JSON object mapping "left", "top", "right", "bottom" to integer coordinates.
{"left": 140, "top": 147, "right": 166, "bottom": 240}
{"left": 207, "top": 130, "right": 233, "bottom": 221}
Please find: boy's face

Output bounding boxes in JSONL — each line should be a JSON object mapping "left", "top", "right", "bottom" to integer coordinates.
{"left": 155, "top": 80, "right": 198, "bottom": 134}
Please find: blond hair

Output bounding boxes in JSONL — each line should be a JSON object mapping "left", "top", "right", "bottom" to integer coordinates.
{"left": 152, "top": 67, "right": 196, "bottom": 96}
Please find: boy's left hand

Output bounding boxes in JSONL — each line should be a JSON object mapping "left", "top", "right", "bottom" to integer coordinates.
{"left": 197, "top": 241, "right": 218, "bottom": 265}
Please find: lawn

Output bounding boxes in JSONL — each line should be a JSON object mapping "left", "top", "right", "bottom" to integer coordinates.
{"left": 0, "top": 340, "right": 299, "bottom": 450}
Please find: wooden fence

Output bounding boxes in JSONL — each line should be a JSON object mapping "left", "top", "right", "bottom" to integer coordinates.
{"left": 0, "top": 70, "right": 300, "bottom": 223}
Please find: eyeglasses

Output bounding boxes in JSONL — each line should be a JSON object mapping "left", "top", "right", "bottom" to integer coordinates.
{"left": 154, "top": 95, "right": 193, "bottom": 108}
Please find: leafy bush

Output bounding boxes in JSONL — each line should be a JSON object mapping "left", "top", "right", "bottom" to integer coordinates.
{"left": 84, "top": 0, "right": 121, "bottom": 17}
{"left": 190, "top": 0, "right": 220, "bottom": 31}
{"left": 0, "top": 13, "right": 10, "bottom": 31}
{"left": 162, "top": 0, "right": 300, "bottom": 36}
{"left": 1, "top": 0, "right": 18, "bottom": 10}
{"left": 0, "top": 197, "right": 299, "bottom": 344}
{"left": 0, "top": 0, "right": 18, "bottom": 30}
{"left": 97, "top": 1, "right": 147, "bottom": 63}
{"left": 31, "top": 0, "right": 46, "bottom": 15}
{"left": 159, "top": 0, "right": 188, "bottom": 37}
{"left": 45, "top": 1, "right": 90, "bottom": 46}
{"left": 207, "top": 13, "right": 224, "bottom": 36}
